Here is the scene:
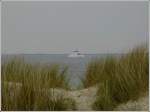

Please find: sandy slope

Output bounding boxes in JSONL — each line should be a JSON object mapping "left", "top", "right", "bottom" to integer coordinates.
{"left": 51, "top": 87, "right": 149, "bottom": 111}
{"left": 45, "top": 86, "right": 97, "bottom": 110}
{"left": 114, "top": 95, "right": 149, "bottom": 111}
{"left": 66, "top": 87, "right": 97, "bottom": 110}
{"left": 3, "top": 82, "right": 149, "bottom": 111}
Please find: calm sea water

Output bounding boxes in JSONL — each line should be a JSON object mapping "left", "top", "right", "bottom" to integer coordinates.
{"left": 2, "top": 54, "right": 121, "bottom": 89}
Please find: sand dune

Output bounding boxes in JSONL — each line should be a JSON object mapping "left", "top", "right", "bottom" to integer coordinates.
{"left": 3, "top": 81, "right": 149, "bottom": 111}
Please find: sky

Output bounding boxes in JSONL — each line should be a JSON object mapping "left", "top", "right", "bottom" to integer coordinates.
{"left": 2, "top": 1, "right": 148, "bottom": 54}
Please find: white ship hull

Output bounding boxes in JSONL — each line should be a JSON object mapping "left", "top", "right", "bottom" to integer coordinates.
{"left": 68, "top": 54, "right": 85, "bottom": 58}
{"left": 68, "top": 50, "right": 85, "bottom": 58}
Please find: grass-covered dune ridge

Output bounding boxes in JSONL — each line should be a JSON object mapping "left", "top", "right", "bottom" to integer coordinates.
{"left": 1, "top": 44, "right": 148, "bottom": 111}
{"left": 83, "top": 45, "right": 148, "bottom": 110}
{"left": 2, "top": 58, "right": 69, "bottom": 89}
{"left": 2, "top": 58, "right": 76, "bottom": 110}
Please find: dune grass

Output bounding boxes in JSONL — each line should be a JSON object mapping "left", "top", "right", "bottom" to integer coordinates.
{"left": 82, "top": 45, "right": 148, "bottom": 110}
{"left": 1, "top": 58, "right": 76, "bottom": 111}
{"left": 2, "top": 45, "right": 148, "bottom": 110}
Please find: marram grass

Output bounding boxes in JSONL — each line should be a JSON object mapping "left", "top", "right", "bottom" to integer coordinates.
{"left": 83, "top": 45, "right": 148, "bottom": 110}
{"left": 1, "top": 58, "right": 76, "bottom": 110}
{"left": 1, "top": 44, "right": 148, "bottom": 111}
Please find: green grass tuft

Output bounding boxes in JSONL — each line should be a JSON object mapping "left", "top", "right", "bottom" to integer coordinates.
{"left": 1, "top": 58, "right": 76, "bottom": 110}
{"left": 82, "top": 45, "right": 148, "bottom": 110}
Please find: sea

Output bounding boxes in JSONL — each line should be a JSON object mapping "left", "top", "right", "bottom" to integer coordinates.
{"left": 2, "top": 54, "right": 121, "bottom": 89}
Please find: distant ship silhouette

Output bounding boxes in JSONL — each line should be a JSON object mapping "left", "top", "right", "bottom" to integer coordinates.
{"left": 68, "top": 50, "right": 85, "bottom": 58}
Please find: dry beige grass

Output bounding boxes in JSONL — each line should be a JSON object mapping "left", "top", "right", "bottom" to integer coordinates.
{"left": 114, "top": 95, "right": 149, "bottom": 111}
{"left": 83, "top": 45, "right": 149, "bottom": 110}
{"left": 2, "top": 45, "right": 148, "bottom": 111}
{"left": 3, "top": 82, "right": 148, "bottom": 111}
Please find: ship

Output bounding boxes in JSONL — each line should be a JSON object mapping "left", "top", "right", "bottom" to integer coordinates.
{"left": 68, "top": 50, "right": 85, "bottom": 58}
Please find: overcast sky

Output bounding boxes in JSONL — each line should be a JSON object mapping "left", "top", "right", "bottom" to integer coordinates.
{"left": 2, "top": 1, "right": 148, "bottom": 54}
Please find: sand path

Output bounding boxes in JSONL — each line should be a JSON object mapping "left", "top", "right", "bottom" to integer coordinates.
{"left": 4, "top": 82, "right": 149, "bottom": 111}
{"left": 50, "top": 86, "right": 97, "bottom": 110}
{"left": 67, "top": 87, "right": 97, "bottom": 110}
